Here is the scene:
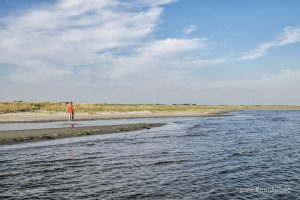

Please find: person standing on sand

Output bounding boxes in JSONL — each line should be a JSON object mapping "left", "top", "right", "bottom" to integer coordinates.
{"left": 67, "top": 102, "right": 74, "bottom": 124}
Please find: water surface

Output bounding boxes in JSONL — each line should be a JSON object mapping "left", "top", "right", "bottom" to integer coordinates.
{"left": 0, "top": 110, "right": 299, "bottom": 199}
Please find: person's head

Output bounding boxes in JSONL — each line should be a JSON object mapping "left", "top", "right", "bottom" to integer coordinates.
{"left": 69, "top": 102, "right": 72, "bottom": 105}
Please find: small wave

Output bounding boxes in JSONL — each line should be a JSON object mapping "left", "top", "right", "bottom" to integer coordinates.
{"left": 151, "top": 135, "right": 171, "bottom": 139}
{"left": 190, "top": 124, "right": 203, "bottom": 129}
{"left": 227, "top": 150, "right": 258, "bottom": 158}
{"left": 129, "top": 141, "right": 147, "bottom": 145}
{"left": 177, "top": 131, "right": 207, "bottom": 138}
{"left": 151, "top": 159, "right": 188, "bottom": 166}
{"left": 122, "top": 192, "right": 154, "bottom": 199}
{"left": 271, "top": 117, "right": 287, "bottom": 122}
{"left": 103, "top": 139, "right": 127, "bottom": 144}
{"left": 173, "top": 121, "right": 184, "bottom": 124}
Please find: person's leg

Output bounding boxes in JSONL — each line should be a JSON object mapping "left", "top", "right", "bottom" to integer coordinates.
{"left": 69, "top": 113, "right": 71, "bottom": 123}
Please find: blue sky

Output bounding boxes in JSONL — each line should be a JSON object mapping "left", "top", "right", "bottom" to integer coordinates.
{"left": 0, "top": 0, "right": 300, "bottom": 104}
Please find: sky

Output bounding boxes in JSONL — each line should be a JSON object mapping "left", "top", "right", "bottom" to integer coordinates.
{"left": 0, "top": 0, "right": 300, "bottom": 104}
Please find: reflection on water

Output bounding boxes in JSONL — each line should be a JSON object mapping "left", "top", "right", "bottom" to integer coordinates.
{"left": 69, "top": 122, "right": 74, "bottom": 128}
{"left": 0, "top": 110, "right": 300, "bottom": 199}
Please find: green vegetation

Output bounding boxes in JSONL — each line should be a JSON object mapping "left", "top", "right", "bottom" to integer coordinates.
{"left": 0, "top": 101, "right": 299, "bottom": 114}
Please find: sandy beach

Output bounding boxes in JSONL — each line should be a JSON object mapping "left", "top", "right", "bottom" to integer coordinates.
{"left": 0, "top": 110, "right": 230, "bottom": 124}
{"left": 0, "top": 123, "right": 164, "bottom": 145}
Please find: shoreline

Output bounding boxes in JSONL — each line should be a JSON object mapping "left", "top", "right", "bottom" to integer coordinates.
{"left": 0, "top": 123, "right": 165, "bottom": 145}
{"left": 0, "top": 110, "right": 231, "bottom": 124}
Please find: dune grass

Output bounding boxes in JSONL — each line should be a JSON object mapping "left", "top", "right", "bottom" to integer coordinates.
{"left": 0, "top": 101, "right": 299, "bottom": 114}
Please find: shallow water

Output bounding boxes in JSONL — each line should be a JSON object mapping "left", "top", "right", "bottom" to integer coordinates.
{"left": 0, "top": 110, "right": 300, "bottom": 199}
{"left": 0, "top": 117, "right": 168, "bottom": 131}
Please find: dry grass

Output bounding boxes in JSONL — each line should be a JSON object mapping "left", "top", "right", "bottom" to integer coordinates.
{"left": 0, "top": 101, "right": 299, "bottom": 114}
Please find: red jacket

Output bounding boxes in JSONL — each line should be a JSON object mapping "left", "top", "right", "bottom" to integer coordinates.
{"left": 67, "top": 104, "right": 73, "bottom": 113}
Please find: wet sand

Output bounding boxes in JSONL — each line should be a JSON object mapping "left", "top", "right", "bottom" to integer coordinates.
{"left": 0, "top": 110, "right": 230, "bottom": 123}
{"left": 0, "top": 123, "right": 164, "bottom": 145}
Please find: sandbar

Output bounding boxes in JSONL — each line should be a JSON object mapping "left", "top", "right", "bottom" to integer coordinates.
{"left": 0, "top": 123, "right": 164, "bottom": 145}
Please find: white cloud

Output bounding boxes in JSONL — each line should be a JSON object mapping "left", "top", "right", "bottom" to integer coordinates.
{"left": 94, "top": 38, "right": 206, "bottom": 79}
{"left": 135, "top": 0, "right": 177, "bottom": 7}
{"left": 0, "top": 0, "right": 212, "bottom": 85}
{"left": 183, "top": 25, "right": 197, "bottom": 35}
{"left": 0, "top": 0, "right": 213, "bottom": 85}
{"left": 187, "top": 56, "right": 229, "bottom": 66}
{"left": 0, "top": 0, "right": 176, "bottom": 82}
{"left": 278, "top": 27, "right": 300, "bottom": 45}
{"left": 237, "top": 26, "right": 300, "bottom": 61}
{"left": 138, "top": 38, "right": 205, "bottom": 58}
